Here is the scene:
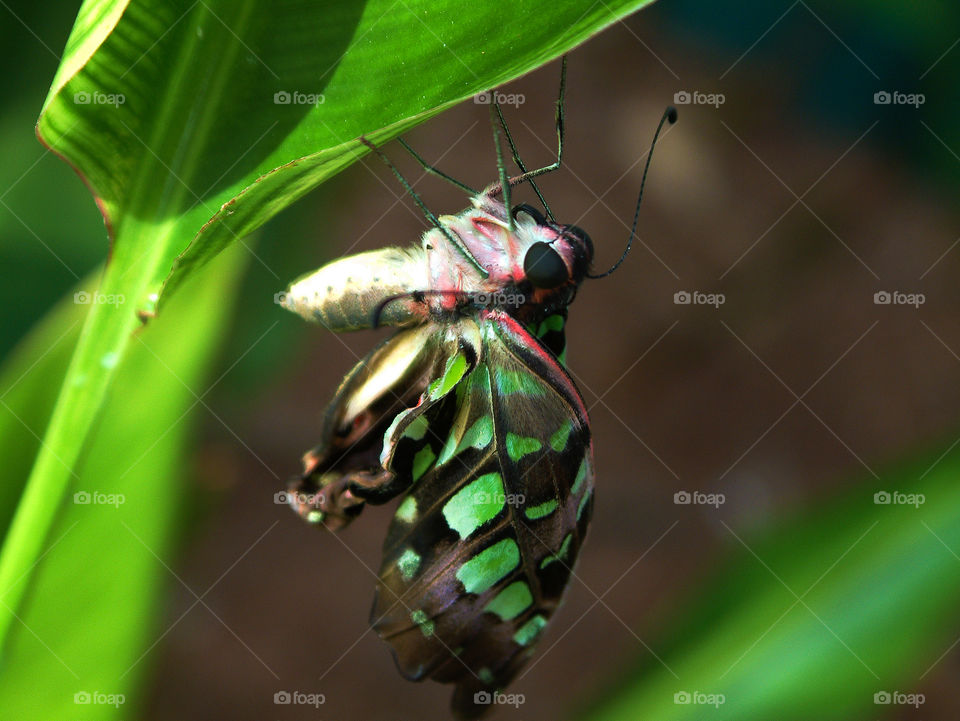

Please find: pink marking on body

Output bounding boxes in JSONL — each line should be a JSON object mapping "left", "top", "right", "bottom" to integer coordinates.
{"left": 470, "top": 215, "right": 520, "bottom": 282}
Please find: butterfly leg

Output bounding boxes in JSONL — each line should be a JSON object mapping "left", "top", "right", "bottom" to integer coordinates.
{"left": 396, "top": 138, "right": 478, "bottom": 195}
{"left": 492, "top": 55, "right": 566, "bottom": 221}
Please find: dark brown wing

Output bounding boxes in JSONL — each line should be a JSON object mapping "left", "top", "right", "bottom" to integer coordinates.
{"left": 372, "top": 310, "right": 594, "bottom": 718}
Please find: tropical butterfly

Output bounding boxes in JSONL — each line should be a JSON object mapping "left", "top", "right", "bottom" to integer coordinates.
{"left": 279, "top": 58, "right": 675, "bottom": 718}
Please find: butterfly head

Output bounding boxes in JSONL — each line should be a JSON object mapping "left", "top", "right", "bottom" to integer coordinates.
{"left": 512, "top": 203, "right": 593, "bottom": 291}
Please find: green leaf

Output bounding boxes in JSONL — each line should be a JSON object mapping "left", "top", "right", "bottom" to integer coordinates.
{"left": 1, "top": 0, "right": 656, "bottom": 653}
{"left": 39, "top": 0, "right": 658, "bottom": 310}
{"left": 0, "top": 247, "right": 246, "bottom": 720}
{"left": 584, "top": 450, "right": 960, "bottom": 721}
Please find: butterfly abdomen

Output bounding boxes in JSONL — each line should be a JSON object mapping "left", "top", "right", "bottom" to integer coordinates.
{"left": 281, "top": 246, "right": 428, "bottom": 331}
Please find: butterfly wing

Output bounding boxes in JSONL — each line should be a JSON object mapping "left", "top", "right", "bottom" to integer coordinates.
{"left": 288, "top": 322, "right": 469, "bottom": 528}
{"left": 372, "top": 309, "right": 594, "bottom": 718}
{"left": 529, "top": 307, "right": 568, "bottom": 364}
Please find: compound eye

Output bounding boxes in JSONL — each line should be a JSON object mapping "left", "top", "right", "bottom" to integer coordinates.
{"left": 524, "top": 242, "right": 568, "bottom": 288}
{"left": 511, "top": 203, "right": 546, "bottom": 226}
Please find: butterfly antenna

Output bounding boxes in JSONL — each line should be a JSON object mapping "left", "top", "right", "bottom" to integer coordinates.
{"left": 587, "top": 105, "right": 678, "bottom": 280}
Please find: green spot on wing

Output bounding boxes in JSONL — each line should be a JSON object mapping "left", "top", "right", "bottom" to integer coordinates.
{"left": 397, "top": 548, "right": 421, "bottom": 581}
{"left": 537, "top": 314, "right": 565, "bottom": 335}
{"left": 478, "top": 667, "right": 494, "bottom": 684}
{"left": 429, "top": 352, "right": 468, "bottom": 399}
{"left": 484, "top": 580, "right": 533, "bottom": 621}
{"left": 436, "top": 414, "right": 493, "bottom": 466}
{"left": 461, "top": 415, "right": 494, "bottom": 450}
{"left": 505, "top": 432, "right": 542, "bottom": 461}
{"left": 577, "top": 489, "right": 592, "bottom": 520}
{"left": 411, "top": 445, "right": 436, "bottom": 482}
{"left": 513, "top": 614, "right": 548, "bottom": 646}
{"left": 469, "top": 362, "right": 490, "bottom": 391}
{"left": 402, "top": 414, "right": 429, "bottom": 441}
{"left": 571, "top": 458, "right": 588, "bottom": 495}
{"left": 410, "top": 609, "right": 435, "bottom": 637}
{"left": 524, "top": 499, "right": 558, "bottom": 520}
{"left": 456, "top": 537, "right": 520, "bottom": 594}
{"left": 540, "top": 534, "right": 572, "bottom": 569}
{"left": 549, "top": 421, "right": 574, "bottom": 452}
{"left": 442, "top": 472, "right": 504, "bottom": 539}
{"left": 495, "top": 368, "right": 544, "bottom": 396}
{"left": 395, "top": 496, "right": 417, "bottom": 523}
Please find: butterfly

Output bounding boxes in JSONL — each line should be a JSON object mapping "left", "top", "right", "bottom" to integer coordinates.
{"left": 279, "top": 58, "right": 675, "bottom": 718}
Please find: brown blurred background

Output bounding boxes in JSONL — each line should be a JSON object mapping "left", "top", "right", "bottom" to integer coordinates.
{"left": 7, "top": 3, "right": 952, "bottom": 720}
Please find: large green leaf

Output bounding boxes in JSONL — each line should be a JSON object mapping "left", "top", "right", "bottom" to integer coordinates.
{"left": 0, "top": 0, "right": 657, "bottom": 652}
{"left": 584, "top": 448, "right": 960, "bottom": 721}
{"left": 0, "top": 247, "right": 246, "bottom": 720}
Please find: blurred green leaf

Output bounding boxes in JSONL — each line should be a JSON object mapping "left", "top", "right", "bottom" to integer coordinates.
{"left": 0, "top": 292, "right": 83, "bottom": 536}
{"left": 0, "top": 246, "right": 246, "bottom": 720}
{"left": 1, "top": 0, "right": 656, "bottom": 653}
{"left": 584, "top": 450, "right": 960, "bottom": 721}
